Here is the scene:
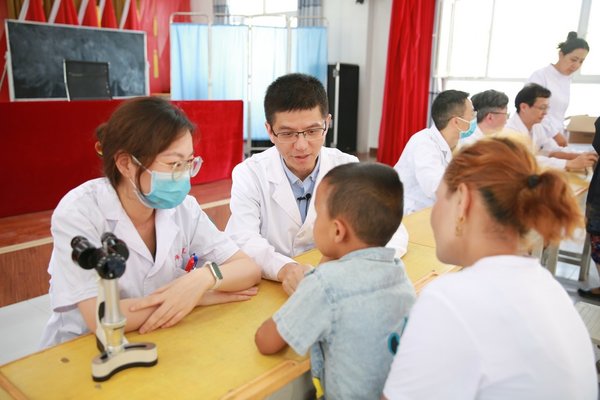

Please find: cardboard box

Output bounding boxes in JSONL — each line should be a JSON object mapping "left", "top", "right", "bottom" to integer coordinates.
{"left": 566, "top": 115, "right": 598, "bottom": 144}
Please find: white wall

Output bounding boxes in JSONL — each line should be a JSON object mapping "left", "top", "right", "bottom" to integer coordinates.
{"left": 323, "top": 0, "right": 391, "bottom": 152}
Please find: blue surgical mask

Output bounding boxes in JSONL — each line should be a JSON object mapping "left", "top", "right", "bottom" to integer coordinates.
{"left": 459, "top": 118, "right": 478, "bottom": 139}
{"left": 130, "top": 170, "right": 190, "bottom": 209}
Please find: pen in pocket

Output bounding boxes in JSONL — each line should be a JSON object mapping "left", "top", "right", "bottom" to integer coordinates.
{"left": 185, "top": 253, "right": 198, "bottom": 272}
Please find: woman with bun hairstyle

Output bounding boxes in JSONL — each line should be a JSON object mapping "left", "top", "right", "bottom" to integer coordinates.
{"left": 528, "top": 31, "right": 590, "bottom": 146}
{"left": 383, "top": 138, "right": 597, "bottom": 399}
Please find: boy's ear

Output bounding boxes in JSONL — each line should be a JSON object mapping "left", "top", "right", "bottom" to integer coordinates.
{"left": 332, "top": 218, "right": 348, "bottom": 243}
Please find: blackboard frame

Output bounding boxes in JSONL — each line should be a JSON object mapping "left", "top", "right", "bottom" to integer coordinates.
{"left": 5, "top": 20, "right": 149, "bottom": 101}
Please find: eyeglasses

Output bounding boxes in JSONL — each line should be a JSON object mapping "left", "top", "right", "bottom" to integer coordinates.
{"left": 272, "top": 123, "right": 327, "bottom": 143}
{"left": 456, "top": 111, "right": 477, "bottom": 123}
{"left": 532, "top": 105, "right": 549, "bottom": 111}
{"left": 489, "top": 111, "right": 509, "bottom": 118}
{"left": 132, "top": 155, "right": 203, "bottom": 180}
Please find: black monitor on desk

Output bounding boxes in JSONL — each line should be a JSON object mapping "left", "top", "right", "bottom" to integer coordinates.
{"left": 63, "top": 60, "right": 112, "bottom": 101}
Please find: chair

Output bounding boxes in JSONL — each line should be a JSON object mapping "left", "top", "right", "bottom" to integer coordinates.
{"left": 541, "top": 234, "right": 592, "bottom": 281}
{"left": 63, "top": 60, "right": 112, "bottom": 101}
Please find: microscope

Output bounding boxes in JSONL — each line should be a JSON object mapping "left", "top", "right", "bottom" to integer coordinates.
{"left": 71, "top": 233, "right": 158, "bottom": 382}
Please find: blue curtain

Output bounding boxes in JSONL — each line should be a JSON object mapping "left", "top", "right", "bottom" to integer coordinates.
{"left": 291, "top": 27, "right": 328, "bottom": 88}
{"left": 170, "top": 23, "right": 209, "bottom": 100}
{"left": 170, "top": 23, "right": 327, "bottom": 141}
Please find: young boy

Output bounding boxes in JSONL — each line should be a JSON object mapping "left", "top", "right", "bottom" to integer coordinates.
{"left": 255, "top": 162, "right": 416, "bottom": 399}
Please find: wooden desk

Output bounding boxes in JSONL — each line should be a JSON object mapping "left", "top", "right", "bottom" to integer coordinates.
{"left": 0, "top": 235, "right": 455, "bottom": 399}
{"left": 402, "top": 208, "right": 436, "bottom": 248}
{"left": 0, "top": 280, "right": 306, "bottom": 400}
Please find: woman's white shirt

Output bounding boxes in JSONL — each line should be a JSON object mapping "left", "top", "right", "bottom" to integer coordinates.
{"left": 528, "top": 64, "right": 571, "bottom": 140}
{"left": 40, "top": 178, "right": 238, "bottom": 348}
{"left": 383, "top": 255, "right": 597, "bottom": 400}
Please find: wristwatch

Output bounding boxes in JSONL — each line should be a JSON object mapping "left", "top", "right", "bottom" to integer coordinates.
{"left": 206, "top": 262, "right": 223, "bottom": 290}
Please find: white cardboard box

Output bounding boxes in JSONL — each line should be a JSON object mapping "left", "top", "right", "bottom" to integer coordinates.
{"left": 566, "top": 115, "right": 598, "bottom": 144}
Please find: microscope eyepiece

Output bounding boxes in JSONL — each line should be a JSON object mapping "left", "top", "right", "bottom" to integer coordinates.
{"left": 71, "top": 236, "right": 99, "bottom": 270}
{"left": 101, "top": 232, "right": 129, "bottom": 260}
{"left": 70, "top": 233, "right": 128, "bottom": 279}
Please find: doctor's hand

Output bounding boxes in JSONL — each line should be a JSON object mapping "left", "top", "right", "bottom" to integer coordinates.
{"left": 278, "top": 262, "right": 314, "bottom": 296}
{"left": 566, "top": 152, "right": 598, "bottom": 171}
{"left": 199, "top": 286, "right": 259, "bottom": 306}
{"left": 130, "top": 267, "right": 214, "bottom": 334}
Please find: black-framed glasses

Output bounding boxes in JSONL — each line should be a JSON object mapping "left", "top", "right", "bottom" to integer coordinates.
{"left": 132, "top": 155, "right": 203, "bottom": 180}
{"left": 272, "top": 123, "right": 327, "bottom": 143}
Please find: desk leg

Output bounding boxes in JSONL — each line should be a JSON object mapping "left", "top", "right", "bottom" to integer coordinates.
{"left": 579, "top": 234, "right": 592, "bottom": 282}
{"left": 542, "top": 245, "right": 559, "bottom": 276}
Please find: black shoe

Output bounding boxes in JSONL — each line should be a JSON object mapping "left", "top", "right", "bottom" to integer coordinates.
{"left": 578, "top": 288, "right": 600, "bottom": 300}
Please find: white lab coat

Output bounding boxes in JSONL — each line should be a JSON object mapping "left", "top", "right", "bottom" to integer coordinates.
{"left": 226, "top": 146, "right": 409, "bottom": 280}
{"left": 394, "top": 126, "right": 452, "bottom": 215}
{"left": 528, "top": 64, "right": 571, "bottom": 140}
{"left": 40, "top": 178, "right": 238, "bottom": 348}
{"left": 505, "top": 113, "right": 567, "bottom": 169}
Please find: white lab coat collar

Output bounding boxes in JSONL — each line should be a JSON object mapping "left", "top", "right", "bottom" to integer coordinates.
{"left": 506, "top": 113, "right": 530, "bottom": 135}
{"left": 429, "top": 125, "right": 452, "bottom": 162}
{"left": 264, "top": 146, "right": 331, "bottom": 229}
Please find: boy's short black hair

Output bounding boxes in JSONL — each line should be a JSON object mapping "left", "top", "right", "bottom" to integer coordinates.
{"left": 322, "top": 162, "right": 403, "bottom": 246}
{"left": 264, "top": 73, "right": 328, "bottom": 126}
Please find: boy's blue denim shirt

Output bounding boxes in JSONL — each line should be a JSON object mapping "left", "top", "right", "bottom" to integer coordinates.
{"left": 273, "top": 247, "right": 416, "bottom": 400}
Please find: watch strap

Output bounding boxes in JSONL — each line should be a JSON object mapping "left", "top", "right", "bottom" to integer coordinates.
{"left": 207, "top": 262, "right": 223, "bottom": 290}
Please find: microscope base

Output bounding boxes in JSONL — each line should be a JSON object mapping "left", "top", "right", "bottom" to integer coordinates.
{"left": 91, "top": 342, "right": 158, "bottom": 382}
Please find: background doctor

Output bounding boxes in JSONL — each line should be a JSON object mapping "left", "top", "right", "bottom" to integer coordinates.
{"left": 41, "top": 97, "right": 261, "bottom": 347}
{"left": 528, "top": 32, "right": 590, "bottom": 147}
{"left": 226, "top": 73, "right": 409, "bottom": 295}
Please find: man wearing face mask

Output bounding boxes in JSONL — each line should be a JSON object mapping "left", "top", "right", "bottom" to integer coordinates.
{"left": 393, "top": 89, "right": 475, "bottom": 215}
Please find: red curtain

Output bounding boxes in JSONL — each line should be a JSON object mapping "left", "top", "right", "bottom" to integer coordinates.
{"left": 377, "top": 0, "right": 436, "bottom": 166}
{"left": 26, "top": 0, "right": 48, "bottom": 22}
{"left": 53, "top": 0, "right": 78, "bottom": 25}
{"left": 139, "top": 0, "right": 190, "bottom": 94}
{"left": 80, "top": 0, "right": 99, "bottom": 27}
{"left": 121, "top": 0, "right": 140, "bottom": 30}
{"left": 101, "top": 0, "right": 118, "bottom": 28}
{"left": 0, "top": 2, "right": 9, "bottom": 102}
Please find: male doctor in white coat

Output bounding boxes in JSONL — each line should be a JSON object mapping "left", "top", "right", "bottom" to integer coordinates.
{"left": 394, "top": 90, "right": 476, "bottom": 215}
{"left": 226, "top": 73, "right": 408, "bottom": 295}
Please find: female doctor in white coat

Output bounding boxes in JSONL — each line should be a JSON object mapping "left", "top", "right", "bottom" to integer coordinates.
{"left": 41, "top": 97, "right": 261, "bottom": 347}
{"left": 528, "top": 31, "right": 589, "bottom": 147}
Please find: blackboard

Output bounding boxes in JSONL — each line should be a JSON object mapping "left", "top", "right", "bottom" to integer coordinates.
{"left": 5, "top": 20, "right": 148, "bottom": 100}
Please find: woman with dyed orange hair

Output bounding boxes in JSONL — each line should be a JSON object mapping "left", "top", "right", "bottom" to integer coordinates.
{"left": 383, "top": 138, "right": 597, "bottom": 399}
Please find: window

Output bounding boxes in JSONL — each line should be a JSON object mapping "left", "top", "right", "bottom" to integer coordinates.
{"left": 581, "top": 0, "right": 599, "bottom": 75}
{"left": 227, "top": 0, "right": 297, "bottom": 16}
{"left": 435, "top": 0, "right": 597, "bottom": 116}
